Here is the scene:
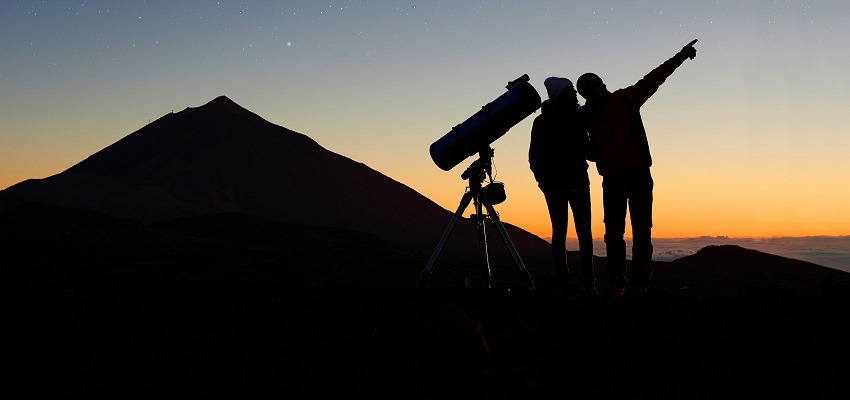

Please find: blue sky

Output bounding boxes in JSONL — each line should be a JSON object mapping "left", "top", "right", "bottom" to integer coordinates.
{"left": 2, "top": 1, "right": 849, "bottom": 239}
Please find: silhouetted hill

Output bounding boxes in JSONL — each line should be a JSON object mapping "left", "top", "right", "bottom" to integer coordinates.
{"left": 3, "top": 203, "right": 850, "bottom": 397}
{"left": 4, "top": 97, "right": 850, "bottom": 396}
{"left": 0, "top": 202, "right": 428, "bottom": 290}
{"left": 661, "top": 244, "right": 850, "bottom": 295}
{"left": 5, "top": 203, "right": 848, "bottom": 294}
{"left": 0, "top": 96, "right": 552, "bottom": 275}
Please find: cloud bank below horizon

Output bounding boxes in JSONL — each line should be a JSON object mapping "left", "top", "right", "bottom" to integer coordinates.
{"left": 551, "top": 236, "right": 850, "bottom": 273}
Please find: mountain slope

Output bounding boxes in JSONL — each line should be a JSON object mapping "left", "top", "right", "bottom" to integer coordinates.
{"left": 0, "top": 96, "right": 552, "bottom": 274}
{"left": 663, "top": 244, "right": 850, "bottom": 295}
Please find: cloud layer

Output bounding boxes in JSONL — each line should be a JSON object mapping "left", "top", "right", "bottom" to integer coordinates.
{"left": 551, "top": 236, "right": 850, "bottom": 273}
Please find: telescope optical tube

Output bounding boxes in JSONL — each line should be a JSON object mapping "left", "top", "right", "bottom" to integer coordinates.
{"left": 430, "top": 78, "right": 541, "bottom": 171}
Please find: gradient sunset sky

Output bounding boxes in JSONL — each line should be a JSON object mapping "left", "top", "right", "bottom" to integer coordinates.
{"left": 2, "top": 1, "right": 848, "bottom": 240}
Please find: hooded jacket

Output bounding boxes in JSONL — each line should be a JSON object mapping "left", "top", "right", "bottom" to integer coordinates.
{"left": 528, "top": 97, "right": 591, "bottom": 188}
{"left": 582, "top": 52, "right": 689, "bottom": 176}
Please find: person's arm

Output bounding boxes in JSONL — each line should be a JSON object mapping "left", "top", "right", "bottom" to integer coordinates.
{"left": 628, "top": 39, "right": 698, "bottom": 106}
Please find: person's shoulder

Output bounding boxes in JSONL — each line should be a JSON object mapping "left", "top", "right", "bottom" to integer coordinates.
{"left": 612, "top": 87, "right": 630, "bottom": 96}
{"left": 532, "top": 111, "right": 547, "bottom": 123}
{"left": 531, "top": 112, "right": 548, "bottom": 131}
{"left": 606, "top": 88, "right": 635, "bottom": 104}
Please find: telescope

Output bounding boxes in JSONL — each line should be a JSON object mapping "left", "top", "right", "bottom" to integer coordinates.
{"left": 418, "top": 75, "right": 541, "bottom": 291}
{"left": 429, "top": 74, "right": 542, "bottom": 171}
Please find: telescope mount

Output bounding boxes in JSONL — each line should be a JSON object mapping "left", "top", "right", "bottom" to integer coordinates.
{"left": 416, "top": 148, "right": 536, "bottom": 291}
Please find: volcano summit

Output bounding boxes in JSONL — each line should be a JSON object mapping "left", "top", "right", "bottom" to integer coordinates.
{"left": 0, "top": 96, "right": 552, "bottom": 273}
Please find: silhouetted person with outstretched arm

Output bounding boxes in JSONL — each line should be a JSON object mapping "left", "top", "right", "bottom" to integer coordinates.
{"left": 529, "top": 77, "right": 595, "bottom": 293}
{"left": 576, "top": 39, "right": 698, "bottom": 296}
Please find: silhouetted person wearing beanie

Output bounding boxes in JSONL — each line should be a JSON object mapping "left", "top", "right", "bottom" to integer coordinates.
{"left": 529, "top": 77, "right": 595, "bottom": 293}
{"left": 576, "top": 39, "right": 697, "bottom": 295}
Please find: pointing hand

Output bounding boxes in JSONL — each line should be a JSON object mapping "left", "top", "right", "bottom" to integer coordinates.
{"left": 681, "top": 39, "right": 698, "bottom": 60}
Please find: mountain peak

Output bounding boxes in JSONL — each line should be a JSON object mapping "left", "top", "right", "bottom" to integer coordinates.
{"left": 196, "top": 95, "right": 254, "bottom": 117}
{"left": 205, "top": 95, "right": 238, "bottom": 107}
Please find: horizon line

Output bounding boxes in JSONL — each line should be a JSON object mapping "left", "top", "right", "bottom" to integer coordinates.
{"left": 545, "top": 235, "right": 850, "bottom": 241}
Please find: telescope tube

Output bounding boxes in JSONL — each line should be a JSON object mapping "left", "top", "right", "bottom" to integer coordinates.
{"left": 430, "top": 78, "right": 542, "bottom": 171}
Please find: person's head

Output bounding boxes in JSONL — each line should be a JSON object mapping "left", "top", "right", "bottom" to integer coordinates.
{"left": 576, "top": 73, "right": 609, "bottom": 102}
{"left": 544, "top": 77, "right": 578, "bottom": 105}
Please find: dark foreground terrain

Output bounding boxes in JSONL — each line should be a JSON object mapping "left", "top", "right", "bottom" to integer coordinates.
{"left": 3, "top": 204, "right": 850, "bottom": 398}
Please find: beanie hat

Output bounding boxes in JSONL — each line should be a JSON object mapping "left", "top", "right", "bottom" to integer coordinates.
{"left": 576, "top": 73, "right": 600, "bottom": 97}
{"left": 544, "top": 77, "right": 573, "bottom": 100}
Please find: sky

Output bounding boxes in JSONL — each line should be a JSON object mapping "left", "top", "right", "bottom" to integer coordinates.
{"left": 2, "top": 1, "right": 849, "bottom": 241}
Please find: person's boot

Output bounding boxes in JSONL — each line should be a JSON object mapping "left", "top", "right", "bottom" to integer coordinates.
{"left": 579, "top": 251, "right": 595, "bottom": 294}
{"left": 553, "top": 247, "right": 570, "bottom": 287}
{"left": 631, "top": 238, "right": 653, "bottom": 292}
{"left": 605, "top": 236, "right": 627, "bottom": 291}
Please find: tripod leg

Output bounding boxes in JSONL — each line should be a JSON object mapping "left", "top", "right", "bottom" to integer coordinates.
{"left": 484, "top": 203, "right": 536, "bottom": 291}
{"left": 474, "top": 198, "right": 493, "bottom": 289}
{"left": 416, "top": 192, "right": 474, "bottom": 288}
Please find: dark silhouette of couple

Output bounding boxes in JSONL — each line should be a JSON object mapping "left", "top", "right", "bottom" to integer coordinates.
{"left": 529, "top": 40, "right": 698, "bottom": 297}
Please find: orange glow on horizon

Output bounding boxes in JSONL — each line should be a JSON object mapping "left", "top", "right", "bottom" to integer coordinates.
{"left": 415, "top": 161, "right": 850, "bottom": 241}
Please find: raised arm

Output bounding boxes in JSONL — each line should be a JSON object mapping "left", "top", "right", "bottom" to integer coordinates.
{"left": 627, "top": 39, "right": 698, "bottom": 106}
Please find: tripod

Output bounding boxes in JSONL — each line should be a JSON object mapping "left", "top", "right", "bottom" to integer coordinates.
{"left": 416, "top": 149, "right": 536, "bottom": 290}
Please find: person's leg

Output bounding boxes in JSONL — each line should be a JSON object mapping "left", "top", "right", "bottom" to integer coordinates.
{"left": 629, "top": 169, "right": 654, "bottom": 289}
{"left": 543, "top": 188, "right": 570, "bottom": 278}
{"left": 570, "top": 190, "right": 594, "bottom": 287}
{"left": 602, "top": 177, "right": 628, "bottom": 291}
